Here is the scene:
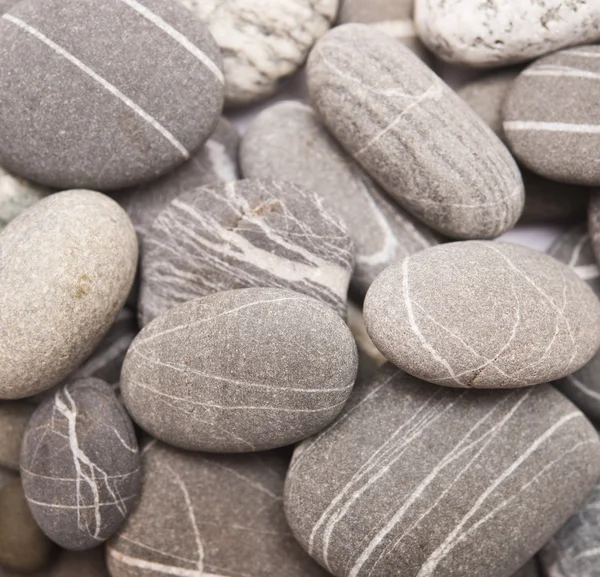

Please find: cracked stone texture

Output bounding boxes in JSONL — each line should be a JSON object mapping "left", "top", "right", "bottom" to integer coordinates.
{"left": 139, "top": 178, "right": 354, "bottom": 325}
{"left": 0, "top": 0, "right": 224, "bottom": 190}
{"left": 0, "top": 548, "right": 110, "bottom": 577}
{"left": 20, "top": 378, "right": 141, "bottom": 550}
{"left": 0, "top": 166, "right": 50, "bottom": 231}
{"left": 176, "top": 0, "right": 338, "bottom": 106}
{"left": 363, "top": 241, "right": 600, "bottom": 389}
{"left": 240, "top": 101, "right": 439, "bottom": 295}
{"left": 0, "top": 190, "right": 138, "bottom": 399}
{"left": 107, "top": 441, "right": 330, "bottom": 577}
{"left": 122, "top": 288, "right": 358, "bottom": 452}
{"left": 414, "top": 0, "right": 600, "bottom": 67}
{"left": 284, "top": 365, "right": 600, "bottom": 577}
{"left": 0, "top": 402, "right": 35, "bottom": 470}
{"left": 308, "top": 24, "right": 524, "bottom": 240}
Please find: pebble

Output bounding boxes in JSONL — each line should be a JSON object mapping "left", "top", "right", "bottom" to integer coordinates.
{"left": 0, "top": 1, "right": 16, "bottom": 14}
{"left": 122, "top": 288, "right": 358, "bottom": 452}
{"left": 240, "top": 101, "right": 439, "bottom": 294}
{"left": 0, "top": 0, "right": 224, "bottom": 190}
{"left": 284, "top": 365, "right": 600, "bottom": 577}
{"left": 414, "top": 0, "right": 600, "bottom": 67}
{"left": 363, "top": 241, "right": 600, "bottom": 389}
{"left": 308, "top": 24, "right": 524, "bottom": 239}
{"left": 0, "top": 166, "right": 49, "bottom": 231}
{"left": 20, "top": 378, "right": 141, "bottom": 550}
{"left": 139, "top": 179, "right": 354, "bottom": 325}
{"left": 0, "top": 190, "right": 138, "bottom": 399}
{"left": 0, "top": 402, "right": 35, "bottom": 470}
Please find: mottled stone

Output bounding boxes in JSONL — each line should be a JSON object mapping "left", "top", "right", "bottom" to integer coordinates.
{"left": 308, "top": 24, "right": 524, "bottom": 239}
{"left": 347, "top": 302, "right": 386, "bottom": 384}
{"left": 0, "top": 402, "right": 35, "bottom": 470}
{"left": 0, "top": 0, "right": 224, "bottom": 190}
{"left": 284, "top": 365, "right": 600, "bottom": 577}
{"left": 241, "top": 101, "right": 438, "bottom": 294}
{"left": 415, "top": 0, "right": 600, "bottom": 67}
{"left": 0, "top": 166, "right": 49, "bottom": 230}
{"left": 20, "top": 379, "right": 141, "bottom": 550}
{"left": 0, "top": 190, "right": 138, "bottom": 399}
{"left": 139, "top": 179, "right": 354, "bottom": 325}
{"left": 364, "top": 241, "right": 600, "bottom": 389}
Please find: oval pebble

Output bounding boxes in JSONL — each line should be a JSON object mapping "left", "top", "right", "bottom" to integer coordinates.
{"left": 0, "top": 0, "right": 224, "bottom": 190}
{"left": 20, "top": 378, "right": 141, "bottom": 550}
{"left": 122, "top": 288, "right": 358, "bottom": 452}
{"left": 0, "top": 402, "right": 35, "bottom": 470}
{"left": 308, "top": 24, "right": 524, "bottom": 239}
{"left": 241, "top": 101, "right": 439, "bottom": 294}
{"left": 284, "top": 365, "right": 600, "bottom": 577}
{"left": 364, "top": 241, "right": 600, "bottom": 389}
{"left": 0, "top": 166, "right": 49, "bottom": 231}
{"left": 0, "top": 190, "right": 137, "bottom": 399}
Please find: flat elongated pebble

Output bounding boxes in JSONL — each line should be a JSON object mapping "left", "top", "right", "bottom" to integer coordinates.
{"left": 308, "top": 24, "right": 524, "bottom": 239}
{"left": 0, "top": 0, "right": 224, "bottom": 190}
{"left": 20, "top": 379, "right": 141, "bottom": 550}
{"left": 0, "top": 166, "right": 49, "bottom": 231}
{"left": 0, "top": 191, "right": 137, "bottom": 399}
{"left": 241, "top": 101, "right": 438, "bottom": 294}
{"left": 122, "top": 288, "right": 357, "bottom": 452}
{"left": 364, "top": 241, "right": 600, "bottom": 389}
{"left": 0, "top": 402, "right": 35, "bottom": 470}
{"left": 284, "top": 366, "right": 600, "bottom": 577}
{"left": 139, "top": 179, "right": 354, "bottom": 324}
{"left": 415, "top": 0, "right": 600, "bottom": 67}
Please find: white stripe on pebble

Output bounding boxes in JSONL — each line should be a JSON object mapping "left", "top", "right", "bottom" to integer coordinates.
{"left": 504, "top": 120, "right": 600, "bottom": 134}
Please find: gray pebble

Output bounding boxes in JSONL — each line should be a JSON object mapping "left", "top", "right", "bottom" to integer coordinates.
{"left": 0, "top": 1, "right": 16, "bottom": 14}
{"left": 308, "top": 24, "right": 524, "bottom": 239}
{"left": 139, "top": 178, "right": 354, "bottom": 324}
{"left": 241, "top": 101, "right": 439, "bottom": 294}
{"left": 0, "top": 402, "right": 35, "bottom": 470}
{"left": 0, "top": 0, "right": 224, "bottom": 190}
{"left": 284, "top": 365, "right": 600, "bottom": 577}
{"left": 0, "top": 166, "right": 49, "bottom": 231}
{"left": 0, "top": 190, "right": 138, "bottom": 399}
{"left": 20, "top": 378, "right": 141, "bottom": 550}
{"left": 363, "top": 241, "right": 600, "bottom": 389}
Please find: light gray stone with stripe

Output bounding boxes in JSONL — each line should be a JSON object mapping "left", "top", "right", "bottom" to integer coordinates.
{"left": 284, "top": 365, "right": 600, "bottom": 577}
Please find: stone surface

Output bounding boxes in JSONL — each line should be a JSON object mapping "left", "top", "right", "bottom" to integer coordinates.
{"left": 284, "top": 365, "right": 600, "bottom": 577}
{"left": 0, "top": 0, "right": 224, "bottom": 190}
{"left": 0, "top": 402, "right": 35, "bottom": 470}
{"left": 347, "top": 302, "right": 387, "bottom": 384}
{"left": 122, "top": 288, "right": 357, "bottom": 452}
{"left": 0, "top": 190, "right": 138, "bottom": 399}
{"left": 241, "top": 101, "right": 439, "bottom": 294}
{"left": 414, "top": 0, "right": 600, "bottom": 67}
{"left": 364, "top": 241, "right": 600, "bottom": 389}
{"left": 0, "top": 1, "right": 17, "bottom": 14}
{"left": 139, "top": 179, "right": 354, "bottom": 324}
{"left": 0, "top": 166, "right": 49, "bottom": 231}
{"left": 308, "top": 24, "right": 524, "bottom": 239}
{"left": 107, "top": 441, "right": 329, "bottom": 577}
{"left": 20, "top": 378, "right": 141, "bottom": 550}
{"left": 177, "top": 0, "right": 337, "bottom": 106}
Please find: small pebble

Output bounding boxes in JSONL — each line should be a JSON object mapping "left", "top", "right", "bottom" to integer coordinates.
{"left": 0, "top": 402, "right": 35, "bottom": 471}
{"left": 0, "top": 166, "right": 49, "bottom": 231}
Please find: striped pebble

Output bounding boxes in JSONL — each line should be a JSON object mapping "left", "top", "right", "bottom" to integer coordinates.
{"left": 0, "top": 0, "right": 224, "bottom": 190}
{"left": 284, "top": 365, "right": 600, "bottom": 577}
{"left": 308, "top": 24, "right": 524, "bottom": 239}
{"left": 504, "top": 45, "right": 600, "bottom": 185}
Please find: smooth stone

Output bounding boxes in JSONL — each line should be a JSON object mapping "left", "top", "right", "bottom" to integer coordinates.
{"left": 0, "top": 402, "right": 35, "bottom": 470}
{"left": 0, "top": 0, "right": 224, "bottom": 190}
{"left": 347, "top": 302, "right": 386, "bottom": 384}
{"left": 107, "top": 441, "right": 329, "bottom": 577}
{"left": 0, "top": 166, "right": 49, "bottom": 231}
{"left": 308, "top": 24, "right": 524, "bottom": 239}
{"left": 0, "top": 548, "right": 109, "bottom": 577}
{"left": 414, "top": 0, "right": 600, "bottom": 67}
{"left": 20, "top": 378, "right": 141, "bottom": 550}
{"left": 0, "top": 479, "right": 55, "bottom": 572}
{"left": 240, "top": 101, "right": 439, "bottom": 294}
{"left": 122, "top": 288, "right": 358, "bottom": 452}
{"left": 284, "top": 365, "right": 600, "bottom": 577}
{"left": 0, "top": 1, "right": 16, "bottom": 14}
{"left": 363, "top": 241, "right": 600, "bottom": 389}
{"left": 0, "top": 190, "right": 138, "bottom": 399}
{"left": 139, "top": 178, "right": 354, "bottom": 324}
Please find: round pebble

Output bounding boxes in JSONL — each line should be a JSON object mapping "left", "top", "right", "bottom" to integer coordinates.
{"left": 0, "top": 166, "right": 49, "bottom": 231}
{"left": 0, "top": 402, "right": 35, "bottom": 470}
{"left": 308, "top": 24, "right": 524, "bottom": 239}
{"left": 0, "top": 0, "right": 224, "bottom": 190}
{"left": 364, "top": 241, "right": 600, "bottom": 389}
{"left": 122, "top": 288, "right": 358, "bottom": 452}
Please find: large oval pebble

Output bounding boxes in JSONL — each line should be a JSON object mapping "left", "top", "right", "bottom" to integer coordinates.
{"left": 284, "top": 366, "right": 600, "bottom": 577}
{"left": 364, "top": 241, "right": 600, "bottom": 388}
{"left": 307, "top": 24, "right": 524, "bottom": 239}
{"left": 122, "top": 288, "right": 358, "bottom": 452}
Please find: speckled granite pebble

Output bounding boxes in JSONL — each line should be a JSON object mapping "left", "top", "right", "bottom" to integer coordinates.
{"left": 308, "top": 24, "right": 524, "bottom": 239}
{"left": 0, "top": 0, "right": 224, "bottom": 190}
{"left": 0, "top": 166, "right": 49, "bottom": 231}
{"left": 241, "top": 101, "right": 438, "bottom": 294}
{"left": 0, "top": 402, "right": 34, "bottom": 470}
{"left": 364, "top": 241, "right": 600, "bottom": 388}
{"left": 20, "top": 379, "right": 141, "bottom": 550}
{"left": 284, "top": 365, "right": 600, "bottom": 577}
